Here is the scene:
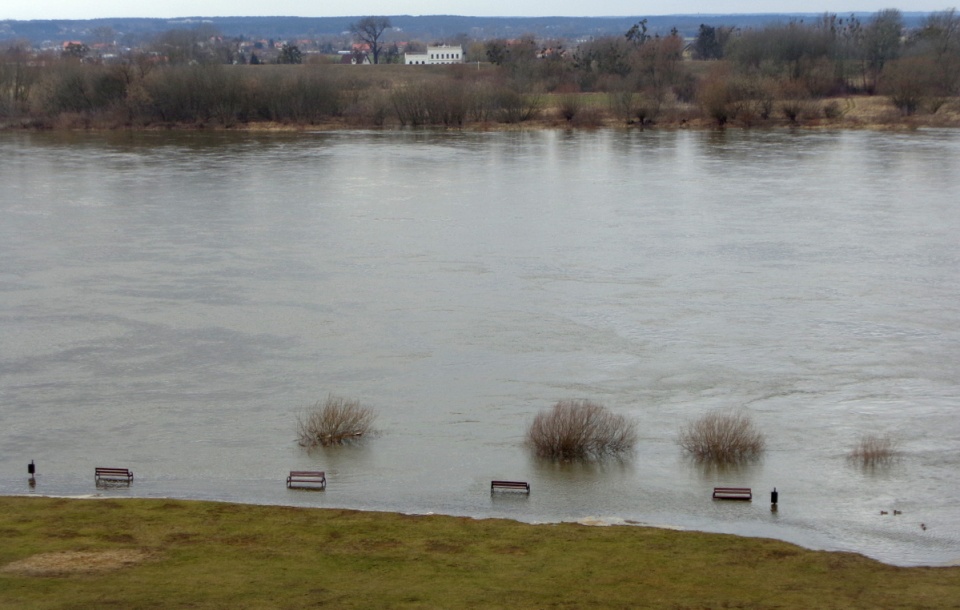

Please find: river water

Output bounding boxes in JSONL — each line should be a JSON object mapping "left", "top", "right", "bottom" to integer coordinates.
{"left": 1, "top": 128, "right": 958, "bottom": 567}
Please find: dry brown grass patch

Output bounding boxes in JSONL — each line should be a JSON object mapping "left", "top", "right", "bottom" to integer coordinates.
{"left": 849, "top": 433, "right": 899, "bottom": 467}
{"left": 2, "top": 549, "right": 151, "bottom": 576}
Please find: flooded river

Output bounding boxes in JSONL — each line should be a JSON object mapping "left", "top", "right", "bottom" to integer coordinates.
{"left": 1, "top": 128, "right": 958, "bottom": 566}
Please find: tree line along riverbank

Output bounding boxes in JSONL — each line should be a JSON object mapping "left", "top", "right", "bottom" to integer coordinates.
{"left": 1, "top": 61, "right": 958, "bottom": 132}
{"left": 2, "top": 496, "right": 959, "bottom": 608}
{"left": 2, "top": 9, "right": 960, "bottom": 131}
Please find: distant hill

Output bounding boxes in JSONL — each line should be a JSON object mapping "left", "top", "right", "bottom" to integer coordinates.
{"left": 0, "top": 13, "right": 933, "bottom": 46}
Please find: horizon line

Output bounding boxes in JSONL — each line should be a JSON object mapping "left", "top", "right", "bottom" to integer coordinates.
{"left": 3, "top": 10, "right": 939, "bottom": 22}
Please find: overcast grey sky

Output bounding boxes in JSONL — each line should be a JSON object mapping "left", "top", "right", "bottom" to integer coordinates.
{"left": 1, "top": 1, "right": 948, "bottom": 21}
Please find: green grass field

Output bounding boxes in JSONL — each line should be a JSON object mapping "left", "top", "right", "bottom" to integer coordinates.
{"left": 1, "top": 496, "right": 958, "bottom": 608}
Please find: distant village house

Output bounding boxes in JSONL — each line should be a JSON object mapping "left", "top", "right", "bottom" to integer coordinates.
{"left": 404, "top": 45, "right": 463, "bottom": 65}
{"left": 339, "top": 50, "right": 371, "bottom": 64}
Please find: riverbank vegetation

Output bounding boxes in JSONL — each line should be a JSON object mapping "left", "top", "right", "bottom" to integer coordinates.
{"left": 2, "top": 9, "right": 960, "bottom": 131}
{"left": 1, "top": 496, "right": 957, "bottom": 608}
{"left": 526, "top": 399, "right": 637, "bottom": 461}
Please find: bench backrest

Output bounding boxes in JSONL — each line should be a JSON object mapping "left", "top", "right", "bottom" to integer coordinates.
{"left": 491, "top": 480, "right": 529, "bottom": 490}
{"left": 95, "top": 467, "right": 133, "bottom": 482}
{"left": 713, "top": 487, "right": 751, "bottom": 498}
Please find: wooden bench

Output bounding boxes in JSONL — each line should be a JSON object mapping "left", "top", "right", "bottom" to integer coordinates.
{"left": 712, "top": 487, "right": 752, "bottom": 500}
{"left": 491, "top": 480, "right": 530, "bottom": 493}
{"left": 286, "top": 471, "right": 326, "bottom": 490}
{"left": 95, "top": 467, "right": 133, "bottom": 485}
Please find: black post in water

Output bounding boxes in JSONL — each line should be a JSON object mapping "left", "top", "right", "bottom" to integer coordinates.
{"left": 771, "top": 487, "right": 778, "bottom": 505}
{"left": 28, "top": 460, "right": 35, "bottom": 475}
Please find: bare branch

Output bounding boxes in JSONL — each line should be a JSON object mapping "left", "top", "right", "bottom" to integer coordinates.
{"left": 527, "top": 399, "right": 637, "bottom": 461}
{"left": 848, "top": 433, "right": 899, "bottom": 467}
{"left": 350, "top": 16, "right": 391, "bottom": 65}
{"left": 296, "top": 394, "right": 376, "bottom": 447}
{"left": 678, "top": 408, "right": 765, "bottom": 464}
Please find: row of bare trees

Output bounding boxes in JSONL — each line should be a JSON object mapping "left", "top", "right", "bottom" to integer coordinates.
{"left": 471, "top": 9, "right": 960, "bottom": 122}
{"left": 698, "top": 9, "right": 960, "bottom": 119}
{"left": 2, "top": 9, "right": 959, "bottom": 127}
{"left": 0, "top": 59, "right": 553, "bottom": 127}
{"left": 740, "top": 9, "right": 956, "bottom": 96}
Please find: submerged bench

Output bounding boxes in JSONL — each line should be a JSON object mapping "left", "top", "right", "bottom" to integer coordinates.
{"left": 712, "top": 487, "right": 752, "bottom": 500}
{"left": 287, "top": 471, "right": 326, "bottom": 490}
{"left": 491, "top": 480, "right": 530, "bottom": 493}
{"left": 95, "top": 467, "right": 133, "bottom": 485}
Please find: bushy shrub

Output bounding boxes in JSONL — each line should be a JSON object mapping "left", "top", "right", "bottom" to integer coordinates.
{"left": 143, "top": 65, "right": 213, "bottom": 123}
{"left": 778, "top": 80, "right": 811, "bottom": 124}
{"left": 296, "top": 395, "right": 376, "bottom": 447}
{"left": 882, "top": 57, "right": 935, "bottom": 116}
{"left": 678, "top": 408, "right": 765, "bottom": 463}
{"left": 391, "top": 80, "right": 468, "bottom": 127}
{"left": 493, "top": 86, "right": 542, "bottom": 123}
{"left": 697, "top": 65, "right": 739, "bottom": 125}
{"left": 390, "top": 82, "right": 430, "bottom": 126}
{"left": 31, "top": 63, "right": 96, "bottom": 116}
{"left": 822, "top": 100, "right": 843, "bottom": 119}
{"left": 780, "top": 99, "right": 807, "bottom": 123}
{"left": 571, "top": 105, "right": 604, "bottom": 127}
{"left": 608, "top": 86, "right": 636, "bottom": 122}
{"left": 848, "top": 433, "right": 899, "bottom": 467}
{"left": 272, "top": 73, "right": 343, "bottom": 123}
{"left": 608, "top": 88, "right": 660, "bottom": 126}
{"left": 526, "top": 399, "right": 637, "bottom": 461}
{"left": 423, "top": 81, "right": 468, "bottom": 126}
{"left": 556, "top": 93, "right": 582, "bottom": 121}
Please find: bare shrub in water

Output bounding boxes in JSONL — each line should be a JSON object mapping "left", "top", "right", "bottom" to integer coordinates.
{"left": 849, "top": 433, "right": 899, "bottom": 467}
{"left": 678, "top": 408, "right": 765, "bottom": 463}
{"left": 526, "top": 399, "right": 637, "bottom": 461}
{"left": 297, "top": 395, "right": 376, "bottom": 447}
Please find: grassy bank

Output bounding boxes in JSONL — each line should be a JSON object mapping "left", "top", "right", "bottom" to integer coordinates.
{"left": 1, "top": 497, "right": 958, "bottom": 608}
